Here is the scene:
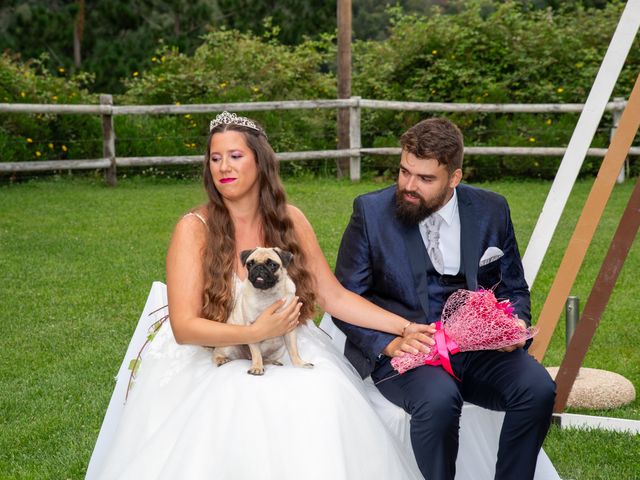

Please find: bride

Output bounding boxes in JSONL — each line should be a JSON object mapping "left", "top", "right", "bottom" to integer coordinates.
{"left": 89, "top": 112, "right": 432, "bottom": 479}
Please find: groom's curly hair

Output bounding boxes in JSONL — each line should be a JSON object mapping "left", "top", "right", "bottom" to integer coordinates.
{"left": 400, "top": 117, "right": 464, "bottom": 174}
{"left": 199, "top": 120, "right": 316, "bottom": 324}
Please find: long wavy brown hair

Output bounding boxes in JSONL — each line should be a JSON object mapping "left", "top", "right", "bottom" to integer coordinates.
{"left": 200, "top": 120, "right": 316, "bottom": 324}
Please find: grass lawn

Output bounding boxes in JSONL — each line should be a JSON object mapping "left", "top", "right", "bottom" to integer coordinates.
{"left": 1, "top": 175, "right": 638, "bottom": 479}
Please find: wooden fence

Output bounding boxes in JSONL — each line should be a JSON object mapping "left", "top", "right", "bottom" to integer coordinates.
{"left": 1, "top": 96, "right": 638, "bottom": 185}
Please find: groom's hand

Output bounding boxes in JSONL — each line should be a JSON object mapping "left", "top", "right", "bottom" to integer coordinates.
{"left": 497, "top": 318, "right": 527, "bottom": 352}
{"left": 383, "top": 332, "right": 435, "bottom": 358}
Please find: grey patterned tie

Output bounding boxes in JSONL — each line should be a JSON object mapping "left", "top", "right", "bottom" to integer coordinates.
{"left": 425, "top": 213, "right": 444, "bottom": 274}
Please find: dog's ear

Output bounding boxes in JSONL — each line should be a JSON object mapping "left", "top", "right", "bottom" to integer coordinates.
{"left": 274, "top": 248, "right": 293, "bottom": 268}
{"left": 240, "top": 249, "right": 256, "bottom": 266}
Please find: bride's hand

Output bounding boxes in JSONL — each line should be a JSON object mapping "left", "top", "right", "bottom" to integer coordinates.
{"left": 403, "top": 322, "right": 436, "bottom": 337}
{"left": 383, "top": 332, "right": 434, "bottom": 358}
{"left": 251, "top": 297, "right": 302, "bottom": 341}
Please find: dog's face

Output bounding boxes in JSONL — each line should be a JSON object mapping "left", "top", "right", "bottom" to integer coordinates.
{"left": 240, "top": 247, "right": 293, "bottom": 291}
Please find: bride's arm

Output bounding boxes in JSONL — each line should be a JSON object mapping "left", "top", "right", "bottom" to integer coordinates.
{"left": 166, "top": 215, "right": 300, "bottom": 346}
{"left": 289, "top": 205, "right": 432, "bottom": 338}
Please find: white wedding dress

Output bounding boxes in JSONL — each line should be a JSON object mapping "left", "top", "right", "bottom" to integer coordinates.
{"left": 87, "top": 281, "right": 423, "bottom": 480}
{"left": 87, "top": 282, "right": 560, "bottom": 480}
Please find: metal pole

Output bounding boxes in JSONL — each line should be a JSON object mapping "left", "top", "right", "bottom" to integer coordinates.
{"left": 565, "top": 296, "right": 579, "bottom": 348}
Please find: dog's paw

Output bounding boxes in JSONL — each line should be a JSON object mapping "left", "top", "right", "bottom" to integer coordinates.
{"left": 293, "top": 361, "right": 314, "bottom": 369}
{"left": 214, "top": 356, "right": 231, "bottom": 366}
{"left": 247, "top": 366, "right": 265, "bottom": 376}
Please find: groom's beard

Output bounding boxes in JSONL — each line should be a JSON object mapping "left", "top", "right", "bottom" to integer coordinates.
{"left": 394, "top": 186, "right": 450, "bottom": 226}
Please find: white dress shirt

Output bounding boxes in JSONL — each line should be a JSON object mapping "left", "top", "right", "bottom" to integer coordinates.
{"left": 419, "top": 189, "right": 461, "bottom": 275}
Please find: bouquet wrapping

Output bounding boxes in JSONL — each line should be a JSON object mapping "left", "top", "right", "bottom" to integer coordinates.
{"left": 390, "top": 289, "right": 538, "bottom": 379}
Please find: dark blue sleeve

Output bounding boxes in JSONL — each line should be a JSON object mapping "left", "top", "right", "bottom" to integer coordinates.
{"left": 332, "top": 197, "right": 396, "bottom": 363}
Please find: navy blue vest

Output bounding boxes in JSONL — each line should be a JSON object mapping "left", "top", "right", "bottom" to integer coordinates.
{"left": 424, "top": 252, "right": 467, "bottom": 325}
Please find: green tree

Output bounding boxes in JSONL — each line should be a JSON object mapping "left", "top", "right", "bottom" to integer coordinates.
{"left": 0, "top": 0, "right": 221, "bottom": 93}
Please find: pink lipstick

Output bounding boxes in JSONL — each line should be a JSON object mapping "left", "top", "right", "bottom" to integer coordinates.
{"left": 219, "top": 178, "right": 236, "bottom": 184}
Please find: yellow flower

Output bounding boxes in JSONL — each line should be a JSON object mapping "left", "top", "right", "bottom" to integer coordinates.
{"left": 62, "top": 145, "right": 68, "bottom": 152}
{"left": 557, "top": 87, "right": 564, "bottom": 93}
{"left": 219, "top": 82, "right": 228, "bottom": 89}
{"left": 431, "top": 89, "right": 437, "bottom": 94}
{"left": 20, "top": 91, "right": 26, "bottom": 98}
{"left": 58, "top": 67, "right": 65, "bottom": 74}
{"left": 26, "top": 138, "right": 33, "bottom": 143}
{"left": 575, "top": 62, "right": 584, "bottom": 69}
{"left": 251, "top": 86, "right": 260, "bottom": 93}
{"left": 160, "top": 56, "right": 166, "bottom": 62}
{"left": 133, "top": 71, "right": 139, "bottom": 77}
{"left": 184, "top": 114, "right": 192, "bottom": 119}
{"left": 546, "top": 119, "right": 552, "bottom": 126}
{"left": 175, "top": 102, "right": 181, "bottom": 106}
{"left": 528, "top": 137, "right": 536, "bottom": 143}
{"left": 151, "top": 56, "right": 157, "bottom": 62}
{"left": 52, "top": 95, "right": 58, "bottom": 101}
{"left": 432, "top": 50, "right": 438, "bottom": 55}
{"left": 48, "top": 143, "right": 54, "bottom": 149}
{"left": 35, "top": 151, "right": 41, "bottom": 157}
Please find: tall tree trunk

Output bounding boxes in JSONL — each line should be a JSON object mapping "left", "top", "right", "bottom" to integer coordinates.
{"left": 74, "top": 0, "right": 85, "bottom": 68}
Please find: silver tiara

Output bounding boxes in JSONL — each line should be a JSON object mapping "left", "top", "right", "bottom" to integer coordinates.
{"left": 209, "top": 111, "right": 264, "bottom": 135}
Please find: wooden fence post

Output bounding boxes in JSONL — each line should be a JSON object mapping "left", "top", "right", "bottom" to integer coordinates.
{"left": 611, "top": 97, "right": 627, "bottom": 183}
{"left": 349, "top": 96, "right": 361, "bottom": 181}
{"left": 336, "top": 0, "right": 352, "bottom": 179}
{"left": 101, "top": 94, "right": 116, "bottom": 186}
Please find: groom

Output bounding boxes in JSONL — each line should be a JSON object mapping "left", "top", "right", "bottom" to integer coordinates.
{"left": 332, "top": 118, "right": 555, "bottom": 480}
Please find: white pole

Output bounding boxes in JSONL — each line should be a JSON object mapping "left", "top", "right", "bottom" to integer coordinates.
{"left": 522, "top": 0, "right": 640, "bottom": 288}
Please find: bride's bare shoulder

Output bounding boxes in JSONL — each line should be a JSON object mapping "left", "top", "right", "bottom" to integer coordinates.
{"left": 171, "top": 206, "right": 208, "bottom": 247}
{"left": 286, "top": 204, "right": 316, "bottom": 241}
{"left": 179, "top": 206, "right": 208, "bottom": 228}
{"left": 286, "top": 204, "right": 310, "bottom": 224}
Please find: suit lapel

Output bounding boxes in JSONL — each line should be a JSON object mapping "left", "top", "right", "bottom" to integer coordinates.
{"left": 457, "top": 185, "right": 480, "bottom": 290}
{"left": 401, "top": 222, "right": 430, "bottom": 320}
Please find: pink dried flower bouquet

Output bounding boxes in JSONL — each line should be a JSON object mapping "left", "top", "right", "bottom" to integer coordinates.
{"left": 390, "top": 289, "right": 538, "bottom": 378}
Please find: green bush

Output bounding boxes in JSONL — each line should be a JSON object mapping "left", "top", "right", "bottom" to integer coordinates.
{"left": 352, "top": 1, "right": 640, "bottom": 180}
{"left": 0, "top": 53, "right": 101, "bottom": 165}
{"left": 117, "top": 29, "right": 337, "bottom": 172}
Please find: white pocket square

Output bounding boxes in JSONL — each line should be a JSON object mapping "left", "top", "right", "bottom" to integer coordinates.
{"left": 479, "top": 247, "right": 504, "bottom": 267}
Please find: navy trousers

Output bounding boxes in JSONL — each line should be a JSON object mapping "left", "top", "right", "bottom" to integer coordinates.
{"left": 372, "top": 349, "right": 556, "bottom": 480}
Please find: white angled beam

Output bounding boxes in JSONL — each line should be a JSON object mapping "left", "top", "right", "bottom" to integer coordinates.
{"left": 522, "top": 0, "right": 640, "bottom": 288}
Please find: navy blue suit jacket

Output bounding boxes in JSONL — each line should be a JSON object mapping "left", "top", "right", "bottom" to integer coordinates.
{"left": 332, "top": 183, "right": 530, "bottom": 379}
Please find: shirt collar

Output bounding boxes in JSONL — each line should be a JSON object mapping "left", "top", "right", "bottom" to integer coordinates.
{"left": 420, "top": 188, "right": 458, "bottom": 228}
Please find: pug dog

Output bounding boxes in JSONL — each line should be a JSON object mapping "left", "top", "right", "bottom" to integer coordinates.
{"left": 212, "top": 247, "right": 313, "bottom": 375}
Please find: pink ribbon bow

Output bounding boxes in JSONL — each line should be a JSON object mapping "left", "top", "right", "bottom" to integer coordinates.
{"left": 390, "top": 321, "right": 461, "bottom": 380}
